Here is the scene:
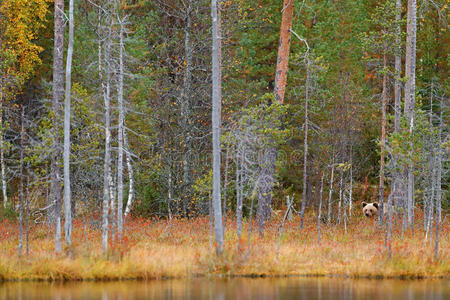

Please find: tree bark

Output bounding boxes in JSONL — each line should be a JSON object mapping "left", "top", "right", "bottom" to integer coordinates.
{"left": 18, "top": 107, "right": 25, "bottom": 257}
{"left": 117, "top": 12, "right": 125, "bottom": 239}
{"left": 337, "top": 170, "right": 343, "bottom": 225}
{"left": 327, "top": 164, "right": 334, "bottom": 224}
{"left": 63, "top": 0, "right": 74, "bottom": 247}
{"left": 274, "top": 0, "right": 294, "bottom": 103}
{"left": 434, "top": 94, "right": 443, "bottom": 260}
{"left": 317, "top": 173, "right": 324, "bottom": 244}
{"left": 0, "top": 80, "right": 6, "bottom": 208}
{"left": 300, "top": 59, "right": 310, "bottom": 230}
{"left": 236, "top": 148, "right": 243, "bottom": 238}
{"left": 348, "top": 148, "right": 353, "bottom": 217}
{"left": 404, "top": 0, "right": 417, "bottom": 229}
{"left": 52, "top": 0, "right": 64, "bottom": 254}
{"left": 378, "top": 43, "right": 387, "bottom": 227}
{"left": 211, "top": 0, "right": 224, "bottom": 256}
{"left": 123, "top": 128, "right": 135, "bottom": 218}
{"left": 394, "top": 0, "right": 402, "bottom": 133}
{"left": 99, "top": 11, "right": 113, "bottom": 255}
{"left": 181, "top": 0, "right": 193, "bottom": 217}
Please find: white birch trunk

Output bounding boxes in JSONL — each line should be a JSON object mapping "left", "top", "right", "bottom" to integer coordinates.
{"left": 63, "top": 0, "right": 74, "bottom": 247}
{"left": 99, "top": 13, "right": 112, "bottom": 254}
{"left": 211, "top": 0, "right": 224, "bottom": 255}
{"left": 116, "top": 14, "right": 125, "bottom": 239}
{"left": 124, "top": 128, "right": 135, "bottom": 218}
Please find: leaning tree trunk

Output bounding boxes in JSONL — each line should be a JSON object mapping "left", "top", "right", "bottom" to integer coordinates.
{"left": 378, "top": 42, "right": 387, "bottom": 228}
{"left": 52, "top": 0, "right": 64, "bottom": 254}
{"left": 63, "top": 0, "right": 74, "bottom": 247}
{"left": 404, "top": 0, "right": 417, "bottom": 231}
{"left": 211, "top": 0, "right": 224, "bottom": 256}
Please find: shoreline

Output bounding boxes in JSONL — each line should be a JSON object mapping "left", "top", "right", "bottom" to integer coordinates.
{"left": 1, "top": 270, "right": 449, "bottom": 283}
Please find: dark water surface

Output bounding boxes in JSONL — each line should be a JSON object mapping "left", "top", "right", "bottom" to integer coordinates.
{"left": 1, "top": 277, "right": 448, "bottom": 300}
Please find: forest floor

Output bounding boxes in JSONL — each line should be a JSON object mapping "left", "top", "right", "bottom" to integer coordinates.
{"left": 0, "top": 210, "right": 448, "bottom": 281}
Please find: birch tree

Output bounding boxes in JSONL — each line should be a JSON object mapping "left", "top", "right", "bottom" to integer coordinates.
{"left": 52, "top": 0, "right": 64, "bottom": 253}
{"left": 98, "top": 3, "right": 113, "bottom": 255}
{"left": 63, "top": 0, "right": 74, "bottom": 247}
{"left": 404, "top": 0, "right": 417, "bottom": 229}
{"left": 116, "top": 4, "right": 126, "bottom": 239}
{"left": 211, "top": 0, "right": 224, "bottom": 255}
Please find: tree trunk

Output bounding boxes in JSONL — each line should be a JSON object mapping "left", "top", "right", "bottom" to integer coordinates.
{"left": 404, "top": 0, "right": 417, "bottom": 229}
{"left": 63, "top": 0, "right": 74, "bottom": 247}
{"left": 181, "top": 0, "right": 193, "bottom": 217}
{"left": 223, "top": 144, "right": 230, "bottom": 229}
{"left": 255, "top": 0, "right": 295, "bottom": 235}
{"left": 300, "top": 59, "right": 310, "bottom": 230}
{"left": 211, "top": 0, "right": 224, "bottom": 256}
{"left": 348, "top": 148, "right": 353, "bottom": 217}
{"left": 327, "top": 164, "right": 334, "bottom": 224}
{"left": 99, "top": 12, "right": 112, "bottom": 255}
{"left": 236, "top": 148, "right": 243, "bottom": 238}
{"left": 378, "top": 43, "right": 387, "bottom": 227}
{"left": 18, "top": 107, "right": 25, "bottom": 257}
{"left": 317, "top": 173, "right": 324, "bottom": 244}
{"left": 274, "top": 0, "right": 294, "bottom": 103}
{"left": 337, "top": 170, "right": 343, "bottom": 225}
{"left": 25, "top": 176, "right": 30, "bottom": 256}
{"left": 0, "top": 80, "right": 6, "bottom": 208}
{"left": 394, "top": 0, "right": 402, "bottom": 133}
{"left": 434, "top": 94, "right": 443, "bottom": 260}
{"left": 123, "top": 128, "right": 135, "bottom": 218}
{"left": 116, "top": 13, "right": 125, "bottom": 239}
{"left": 52, "top": 0, "right": 64, "bottom": 254}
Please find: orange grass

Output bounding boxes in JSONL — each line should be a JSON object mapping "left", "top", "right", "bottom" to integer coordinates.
{"left": 0, "top": 210, "right": 448, "bottom": 281}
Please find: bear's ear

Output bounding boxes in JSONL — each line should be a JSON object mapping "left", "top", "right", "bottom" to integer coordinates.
{"left": 362, "top": 202, "right": 368, "bottom": 208}
{"left": 373, "top": 202, "right": 379, "bottom": 209}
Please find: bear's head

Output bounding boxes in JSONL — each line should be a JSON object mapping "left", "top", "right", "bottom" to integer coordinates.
{"left": 362, "top": 202, "right": 379, "bottom": 217}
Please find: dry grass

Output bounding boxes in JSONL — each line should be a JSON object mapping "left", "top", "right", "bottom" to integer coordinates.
{"left": 0, "top": 210, "right": 448, "bottom": 281}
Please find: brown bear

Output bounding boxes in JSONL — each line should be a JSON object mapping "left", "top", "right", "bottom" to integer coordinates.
{"left": 362, "top": 202, "right": 379, "bottom": 217}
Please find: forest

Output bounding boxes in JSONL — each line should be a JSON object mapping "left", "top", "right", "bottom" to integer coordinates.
{"left": 0, "top": 0, "right": 448, "bottom": 280}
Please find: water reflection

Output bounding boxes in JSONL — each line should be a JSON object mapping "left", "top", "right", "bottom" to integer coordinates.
{"left": 0, "top": 277, "right": 448, "bottom": 300}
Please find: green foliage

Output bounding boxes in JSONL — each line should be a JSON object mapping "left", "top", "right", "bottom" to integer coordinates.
{"left": 0, "top": 204, "right": 17, "bottom": 221}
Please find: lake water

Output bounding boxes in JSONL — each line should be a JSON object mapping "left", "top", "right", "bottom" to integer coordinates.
{"left": 0, "top": 277, "right": 448, "bottom": 299}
